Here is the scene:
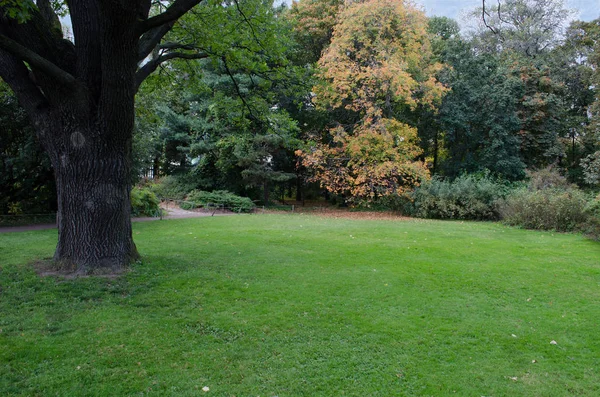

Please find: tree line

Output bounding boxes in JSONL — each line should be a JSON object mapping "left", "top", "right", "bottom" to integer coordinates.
{"left": 132, "top": 0, "right": 600, "bottom": 206}
{"left": 1, "top": 0, "right": 599, "bottom": 272}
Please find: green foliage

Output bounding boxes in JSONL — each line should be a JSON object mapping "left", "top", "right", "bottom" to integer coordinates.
{"left": 183, "top": 190, "right": 256, "bottom": 213}
{"left": 436, "top": 40, "right": 526, "bottom": 180}
{"left": 526, "top": 165, "right": 574, "bottom": 190}
{"left": 580, "top": 194, "right": 600, "bottom": 239}
{"left": 410, "top": 172, "right": 513, "bottom": 220}
{"left": 0, "top": 0, "right": 36, "bottom": 23}
{"left": 148, "top": 175, "right": 197, "bottom": 200}
{"left": 499, "top": 187, "right": 589, "bottom": 232}
{"left": 582, "top": 151, "right": 600, "bottom": 186}
{"left": 288, "top": 0, "right": 344, "bottom": 64}
{"left": 471, "top": 0, "right": 572, "bottom": 57}
{"left": 499, "top": 167, "right": 590, "bottom": 231}
{"left": 136, "top": 0, "right": 305, "bottom": 203}
{"left": 0, "top": 82, "right": 56, "bottom": 215}
{"left": 130, "top": 186, "right": 161, "bottom": 217}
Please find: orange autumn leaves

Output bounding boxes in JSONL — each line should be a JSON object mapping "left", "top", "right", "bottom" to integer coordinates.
{"left": 298, "top": 119, "right": 429, "bottom": 201}
{"left": 296, "top": 0, "right": 447, "bottom": 204}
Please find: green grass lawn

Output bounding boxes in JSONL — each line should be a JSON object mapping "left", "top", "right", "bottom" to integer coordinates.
{"left": 1, "top": 214, "right": 599, "bottom": 396}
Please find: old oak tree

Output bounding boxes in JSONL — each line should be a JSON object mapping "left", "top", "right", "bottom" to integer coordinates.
{"left": 0, "top": 0, "right": 208, "bottom": 273}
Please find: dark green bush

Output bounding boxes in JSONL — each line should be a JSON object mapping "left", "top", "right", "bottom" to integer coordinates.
{"left": 184, "top": 190, "right": 255, "bottom": 213}
{"left": 131, "top": 187, "right": 161, "bottom": 217}
{"left": 410, "top": 173, "right": 512, "bottom": 221}
{"left": 499, "top": 188, "right": 589, "bottom": 232}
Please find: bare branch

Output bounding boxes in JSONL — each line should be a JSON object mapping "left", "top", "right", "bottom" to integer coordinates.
{"left": 0, "top": 34, "right": 76, "bottom": 86}
{"left": 482, "top": 0, "right": 498, "bottom": 35}
{"left": 138, "top": 0, "right": 203, "bottom": 34}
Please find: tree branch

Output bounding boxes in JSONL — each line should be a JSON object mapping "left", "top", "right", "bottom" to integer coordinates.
{"left": 482, "top": 0, "right": 499, "bottom": 35}
{"left": 221, "top": 55, "right": 261, "bottom": 124}
{"left": 138, "top": 0, "right": 203, "bottom": 34}
{"left": 138, "top": 21, "right": 176, "bottom": 61}
{"left": 0, "top": 49, "right": 48, "bottom": 122}
{"left": 37, "top": 0, "right": 63, "bottom": 37}
{"left": 0, "top": 34, "right": 76, "bottom": 86}
{"left": 232, "top": 0, "right": 267, "bottom": 53}
{"left": 135, "top": 51, "right": 209, "bottom": 91}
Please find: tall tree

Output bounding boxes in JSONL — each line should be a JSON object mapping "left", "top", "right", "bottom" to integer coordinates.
{"left": 0, "top": 0, "right": 216, "bottom": 273}
{"left": 133, "top": 1, "right": 304, "bottom": 204}
{"left": 478, "top": 0, "right": 572, "bottom": 57}
{"left": 577, "top": 19, "right": 600, "bottom": 185}
{"left": 474, "top": 0, "right": 570, "bottom": 170}
{"left": 436, "top": 39, "right": 526, "bottom": 180}
{"left": 288, "top": 0, "right": 344, "bottom": 64}
{"left": 297, "top": 0, "right": 446, "bottom": 204}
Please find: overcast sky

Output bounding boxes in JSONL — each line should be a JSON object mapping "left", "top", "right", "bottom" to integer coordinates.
{"left": 414, "top": 0, "right": 598, "bottom": 23}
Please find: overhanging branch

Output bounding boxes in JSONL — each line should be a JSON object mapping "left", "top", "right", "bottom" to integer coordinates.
{"left": 135, "top": 51, "right": 209, "bottom": 91}
{"left": 138, "top": 0, "right": 203, "bottom": 34}
{"left": 0, "top": 34, "right": 76, "bottom": 86}
{"left": 482, "top": 0, "right": 505, "bottom": 40}
{"left": 0, "top": 49, "right": 48, "bottom": 122}
{"left": 222, "top": 56, "right": 260, "bottom": 124}
{"left": 138, "top": 21, "right": 176, "bottom": 61}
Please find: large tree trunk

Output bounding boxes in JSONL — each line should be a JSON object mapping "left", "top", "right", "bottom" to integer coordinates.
{"left": 0, "top": 0, "right": 204, "bottom": 273}
{"left": 51, "top": 128, "right": 139, "bottom": 273}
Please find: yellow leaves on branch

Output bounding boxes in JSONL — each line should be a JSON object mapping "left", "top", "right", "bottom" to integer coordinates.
{"left": 314, "top": 0, "right": 448, "bottom": 114}
{"left": 297, "top": 0, "right": 444, "bottom": 204}
{"left": 298, "top": 119, "right": 429, "bottom": 202}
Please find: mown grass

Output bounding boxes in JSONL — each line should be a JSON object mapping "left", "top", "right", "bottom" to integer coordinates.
{"left": 1, "top": 214, "right": 599, "bottom": 396}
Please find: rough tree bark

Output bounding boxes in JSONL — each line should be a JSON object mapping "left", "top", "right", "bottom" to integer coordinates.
{"left": 0, "top": 0, "right": 205, "bottom": 273}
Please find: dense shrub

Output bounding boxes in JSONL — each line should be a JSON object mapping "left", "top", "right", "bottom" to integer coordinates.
{"left": 580, "top": 194, "right": 600, "bottom": 239}
{"left": 499, "top": 167, "right": 593, "bottom": 232}
{"left": 183, "top": 190, "right": 255, "bottom": 213}
{"left": 149, "top": 176, "right": 196, "bottom": 200}
{"left": 526, "top": 166, "right": 574, "bottom": 191}
{"left": 499, "top": 188, "right": 588, "bottom": 232}
{"left": 410, "top": 173, "right": 512, "bottom": 221}
{"left": 131, "top": 187, "right": 161, "bottom": 217}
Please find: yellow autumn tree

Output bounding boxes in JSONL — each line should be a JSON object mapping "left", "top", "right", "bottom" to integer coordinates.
{"left": 297, "top": 0, "right": 448, "bottom": 204}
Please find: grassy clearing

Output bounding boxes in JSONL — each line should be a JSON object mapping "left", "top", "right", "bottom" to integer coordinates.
{"left": 1, "top": 214, "right": 599, "bottom": 396}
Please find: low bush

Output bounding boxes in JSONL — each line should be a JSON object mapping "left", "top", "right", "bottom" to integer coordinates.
{"left": 183, "top": 190, "right": 255, "bottom": 213}
{"left": 527, "top": 165, "right": 574, "bottom": 191}
{"left": 131, "top": 186, "right": 161, "bottom": 217}
{"left": 499, "top": 188, "right": 589, "bottom": 232}
{"left": 149, "top": 176, "right": 196, "bottom": 200}
{"left": 410, "top": 173, "right": 512, "bottom": 221}
{"left": 580, "top": 194, "right": 600, "bottom": 239}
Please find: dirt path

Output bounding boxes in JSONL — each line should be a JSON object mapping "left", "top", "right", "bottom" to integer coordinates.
{"left": 0, "top": 204, "right": 234, "bottom": 234}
